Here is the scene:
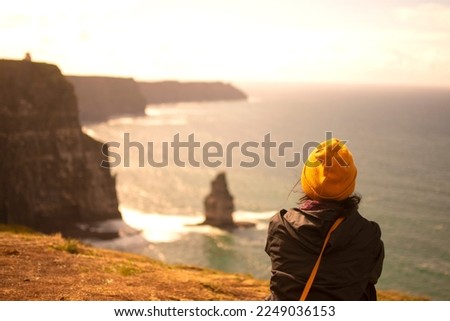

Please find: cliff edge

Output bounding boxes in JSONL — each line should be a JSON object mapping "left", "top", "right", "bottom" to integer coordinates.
{"left": 0, "top": 59, "right": 121, "bottom": 237}
{"left": 0, "top": 226, "right": 428, "bottom": 301}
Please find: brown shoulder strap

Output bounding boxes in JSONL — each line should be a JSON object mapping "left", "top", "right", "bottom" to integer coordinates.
{"left": 299, "top": 216, "right": 345, "bottom": 301}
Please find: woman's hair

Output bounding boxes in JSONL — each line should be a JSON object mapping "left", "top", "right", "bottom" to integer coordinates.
{"left": 298, "top": 193, "right": 362, "bottom": 212}
{"left": 286, "top": 179, "right": 361, "bottom": 212}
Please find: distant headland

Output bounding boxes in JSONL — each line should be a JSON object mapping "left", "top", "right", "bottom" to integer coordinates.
{"left": 66, "top": 76, "right": 147, "bottom": 123}
{"left": 138, "top": 80, "right": 247, "bottom": 105}
{"left": 67, "top": 76, "right": 247, "bottom": 123}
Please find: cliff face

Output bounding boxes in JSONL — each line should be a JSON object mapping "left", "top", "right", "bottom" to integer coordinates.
{"left": 67, "top": 76, "right": 147, "bottom": 123}
{"left": 0, "top": 59, "right": 121, "bottom": 235}
{"left": 138, "top": 81, "right": 247, "bottom": 104}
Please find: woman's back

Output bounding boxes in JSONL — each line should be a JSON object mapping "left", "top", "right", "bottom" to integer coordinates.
{"left": 265, "top": 206, "right": 384, "bottom": 300}
{"left": 265, "top": 138, "right": 384, "bottom": 300}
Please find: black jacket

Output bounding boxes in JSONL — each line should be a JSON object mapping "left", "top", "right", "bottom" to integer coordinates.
{"left": 265, "top": 208, "right": 384, "bottom": 300}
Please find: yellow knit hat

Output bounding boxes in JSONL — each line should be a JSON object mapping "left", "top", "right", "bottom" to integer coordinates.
{"left": 301, "top": 138, "right": 357, "bottom": 201}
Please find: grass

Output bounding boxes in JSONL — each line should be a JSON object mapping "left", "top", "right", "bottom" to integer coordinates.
{"left": 0, "top": 224, "right": 38, "bottom": 234}
{"left": 105, "top": 261, "right": 141, "bottom": 276}
{"left": 51, "top": 238, "right": 82, "bottom": 254}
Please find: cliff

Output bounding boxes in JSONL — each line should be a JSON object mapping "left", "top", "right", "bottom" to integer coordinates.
{"left": 0, "top": 59, "right": 121, "bottom": 237}
{"left": 66, "top": 77, "right": 247, "bottom": 122}
{"left": 66, "top": 76, "right": 147, "bottom": 122}
{"left": 0, "top": 226, "right": 428, "bottom": 301}
{"left": 138, "top": 81, "right": 247, "bottom": 104}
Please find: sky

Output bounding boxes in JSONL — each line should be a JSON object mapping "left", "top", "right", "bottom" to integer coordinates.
{"left": 1, "top": 0, "right": 450, "bottom": 86}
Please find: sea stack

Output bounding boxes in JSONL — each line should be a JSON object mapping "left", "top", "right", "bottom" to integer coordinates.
{"left": 203, "top": 172, "right": 235, "bottom": 228}
{"left": 202, "top": 173, "right": 256, "bottom": 229}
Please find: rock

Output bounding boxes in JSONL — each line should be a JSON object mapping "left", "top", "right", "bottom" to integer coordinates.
{"left": 0, "top": 59, "right": 121, "bottom": 237}
{"left": 203, "top": 172, "right": 235, "bottom": 228}
{"left": 202, "top": 172, "right": 255, "bottom": 229}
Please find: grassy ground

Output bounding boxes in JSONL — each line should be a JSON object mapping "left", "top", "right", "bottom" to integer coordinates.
{"left": 0, "top": 225, "right": 427, "bottom": 301}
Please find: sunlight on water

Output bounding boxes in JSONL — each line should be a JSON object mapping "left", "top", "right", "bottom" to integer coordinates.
{"left": 106, "top": 115, "right": 187, "bottom": 127}
{"left": 121, "top": 206, "right": 204, "bottom": 243}
{"left": 81, "top": 126, "right": 98, "bottom": 139}
{"left": 145, "top": 104, "right": 212, "bottom": 116}
{"left": 120, "top": 206, "right": 274, "bottom": 243}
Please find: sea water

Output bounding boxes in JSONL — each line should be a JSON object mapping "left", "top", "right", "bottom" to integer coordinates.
{"left": 84, "top": 83, "right": 450, "bottom": 300}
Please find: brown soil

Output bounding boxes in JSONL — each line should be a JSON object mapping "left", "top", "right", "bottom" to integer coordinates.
{"left": 0, "top": 227, "right": 426, "bottom": 301}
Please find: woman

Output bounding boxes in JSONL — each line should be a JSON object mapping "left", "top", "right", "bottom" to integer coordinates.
{"left": 265, "top": 138, "right": 384, "bottom": 300}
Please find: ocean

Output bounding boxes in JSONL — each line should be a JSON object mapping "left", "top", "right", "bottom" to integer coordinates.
{"left": 83, "top": 83, "right": 450, "bottom": 300}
